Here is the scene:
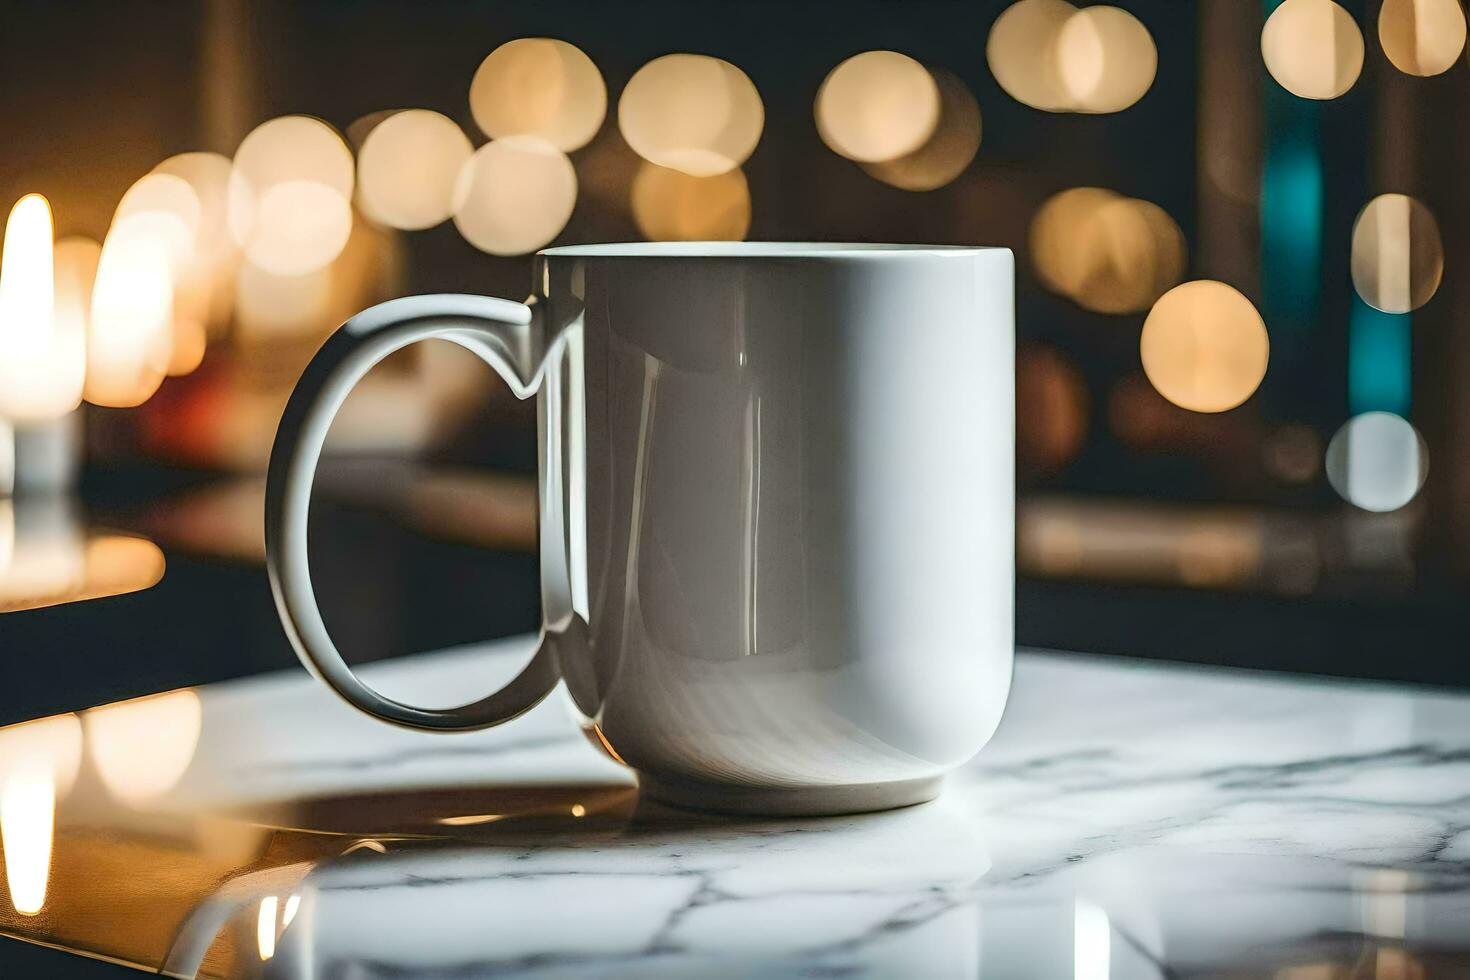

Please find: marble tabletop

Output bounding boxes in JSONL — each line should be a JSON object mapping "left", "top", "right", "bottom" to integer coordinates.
{"left": 1, "top": 636, "right": 1468, "bottom": 978}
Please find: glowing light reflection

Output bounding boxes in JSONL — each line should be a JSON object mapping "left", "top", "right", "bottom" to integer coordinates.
{"left": 84, "top": 689, "right": 202, "bottom": 804}
{"left": 257, "top": 895, "right": 278, "bottom": 960}
{"left": 0, "top": 769, "right": 54, "bottom": 916}
{"left": 1074, "top": 899, "right": 1111, "bottom": 980}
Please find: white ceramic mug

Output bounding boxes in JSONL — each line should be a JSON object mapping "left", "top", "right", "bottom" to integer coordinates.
{"left": 265, "top": 243, "right": 1015, "bottom": 816}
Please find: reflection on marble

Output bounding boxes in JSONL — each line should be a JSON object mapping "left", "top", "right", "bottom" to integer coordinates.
{"left": 1, "top": 636, "right": 1469, "bottom": 977}
{"left": 0, "top": 496, "right": 165, "bottom": 613}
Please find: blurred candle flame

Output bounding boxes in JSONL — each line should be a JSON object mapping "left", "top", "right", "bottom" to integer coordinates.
{"left": 0, "top": 194, "right": 84, "bottom": 423}
{"left": 84, "top": 226, "right": 174, "bottom": 408}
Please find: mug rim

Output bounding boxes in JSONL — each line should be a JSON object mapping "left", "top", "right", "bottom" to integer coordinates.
{"left": 539, "top": 242, "right": 1009, "bottom": 259}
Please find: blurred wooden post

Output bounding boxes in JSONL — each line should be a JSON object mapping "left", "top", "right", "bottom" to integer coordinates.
{"left": 1195, "top": 0, "right": 1263, "bottom": 300}
{"left": 199, "top": 0, "right": 263, "bottom": 154}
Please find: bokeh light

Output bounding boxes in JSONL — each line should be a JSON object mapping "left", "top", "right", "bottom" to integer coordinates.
{"left": 1378, "top": 0, "right": 1466, "bottom": 77}
{"left": 229, "top": 115, "right": 355, "bottom": 274}
{"left": 51, "top": 237, "right": 101, "bottom": 404}
{"left": 1017, "top": 343, "right": 1089, "bottom": 476}
{"left": 815, "top": 50, "right": 939, "bottom": 163}
{"left": 1261, "top": 0, "right": 1364, "bottom": 100}
{"left": 620, "top": 54, "right": 763, "bottom": 177}
{"left": 1350, "top": 192, "right": 1443, "bottom": 314}
{"left": 85, "top": 225, "right": 174, "bottom": 408}
{"left": 453, "top": 136, "right": 577, "bottom": 255}
{"left": 0, "top": 195, "right": 84, "bottom": 423}
{"left": 988, "top": 0, "right": 1076, "bottom": 111}
{"left": 1325, "top": 411, "right": 1428, "bottom": 512}
{"left": 152, "top": 151, "right": 239, "bottom": 350}
{"left": 113, "top": 173, "right": 201, "bottom": 272}
{"left": 1055, "top": 5, "right": 1157, "bottom": 113}
{"left": 114, "top": 171, "right": 210, "bottom": 375}
{"left": 470, "top": 38, "right": 607, "bottom": 152}
{"left": 862, "top": 69, "right": 981, "bottom": 191}
{"left": 1140, "top": 280, "right": 1269, "bottom": 413}
{"left": 245, "top": 180, "right": 354, "bottom": 277}
{"left": 84, "top": 689, "right": 202, "bottom": 804}
{"left": 1031, "top": 188, "right": 1186, "bottom": 314}
{"left": 632, "top": 162, "right": 752, "bottom": 241}
{"left": 235, "top": 214, "right": 397, "bottom": 347}
{"left": 358, "top": 109, "right": 473, "bottom": 230}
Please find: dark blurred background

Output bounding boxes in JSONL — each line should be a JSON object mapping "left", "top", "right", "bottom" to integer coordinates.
{"left": 1, "top": 0, "right": 1467, "bottom": 732}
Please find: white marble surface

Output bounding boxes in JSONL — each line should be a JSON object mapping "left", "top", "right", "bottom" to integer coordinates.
{"left": 5, "top": 636, "right": 1470, "bottom": 978}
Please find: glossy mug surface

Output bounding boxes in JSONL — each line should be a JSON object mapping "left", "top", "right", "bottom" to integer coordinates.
{"left": 264, "top": 243, "right": 1015, "bottom": 816}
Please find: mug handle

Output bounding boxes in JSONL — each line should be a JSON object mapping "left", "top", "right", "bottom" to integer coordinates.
{"left": 264, "top": 294, "right": 564, "bottom": 732}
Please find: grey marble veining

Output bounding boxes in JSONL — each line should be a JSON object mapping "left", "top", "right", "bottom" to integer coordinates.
{"left": 3, "top": 636, "right": 1470, "bottom": 978}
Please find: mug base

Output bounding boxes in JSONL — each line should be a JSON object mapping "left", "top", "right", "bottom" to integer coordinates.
{"left": 638, "top": 772, "right": 943, "bottom": 817}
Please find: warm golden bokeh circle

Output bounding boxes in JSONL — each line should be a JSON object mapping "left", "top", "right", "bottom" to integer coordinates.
{"left": 1055, "top": 5, "right": 1157, "bottom": 113}
{"left": 112, "top": 173, "right": 201, "bottom": 275}
{"left": 862, "top": 69, "right": 981, "bottom": 191}
{"left": 619, "top": 54, "right": 764, "bottom": 177}
{"left": 228, "top": 116, "right": 355, "bottom": 276}
{"left": 1350, "top": 193, "right": 1443, "bottom": 314}
{"left": 470, "top": 38, "right": 607, "bottom": 151}
{"left": 815, "top": 50, "right": 940, "bottom": 163}
{"left": 244, "top": 180, "right": 354, "bottom": 277}
{"left": 358, "top": 109, "right": 473, "bottom": 231}
{"left": 1140, "top": 280, "right": 1269, "bottom": 414}
{"left": 1261, "top": 0, "right": 1364, "bottom": 100}
{"left": 1378, "top": 0, "right": 1466, "bottom": 77}
{"left": 988, "top": 0, "right": 1076, "bottom": 111}
{"left": 452, "top": 136, "right": 578, "bottom": 255}
{"left": 631, "top": 163, "right": 752, "bottom": 242}
{"left": 1030, "top": 188, "right": 1185, "bottom": 314}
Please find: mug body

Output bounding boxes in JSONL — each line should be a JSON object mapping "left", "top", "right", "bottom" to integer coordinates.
{"left": 535, "top": 243, "right": 1014, "bottom": 815}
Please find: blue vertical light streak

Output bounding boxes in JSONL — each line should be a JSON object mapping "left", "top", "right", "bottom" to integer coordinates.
{"left": 1348, "top": 298, "right": 1411, "bottom": 416}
